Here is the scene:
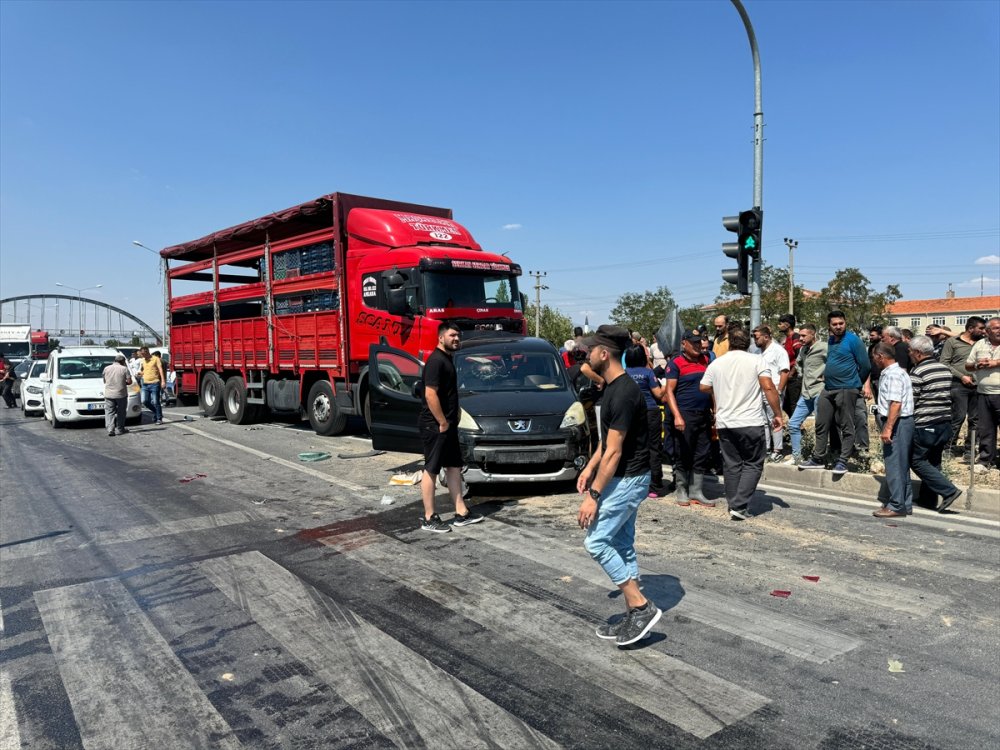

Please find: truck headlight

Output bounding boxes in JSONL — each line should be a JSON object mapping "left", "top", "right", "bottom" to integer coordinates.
{"left": 458, "top": 408, "right": 481, "bottom": 431}
{"left": 55, "top": 385, "right": 76, "bottom": 396}
{"left": 560, "top": 402, "right": 586, "bottom": 428}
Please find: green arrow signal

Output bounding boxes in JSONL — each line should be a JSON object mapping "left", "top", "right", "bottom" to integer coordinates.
{"left": 743, "top": 236, "right": 757, "bottom": 250}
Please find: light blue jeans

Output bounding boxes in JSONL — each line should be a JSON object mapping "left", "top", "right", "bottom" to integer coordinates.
{"left": 584, "top": 473, "right": 651, "bottom": 585}
{"left": 788, "top": 395, "right": 817, "bottom": 457}
{"left": 141, "top": 382, "right": 162, "bottom": 422}
{"left": 882, "top": 416, "right": 914, "bottom": 514}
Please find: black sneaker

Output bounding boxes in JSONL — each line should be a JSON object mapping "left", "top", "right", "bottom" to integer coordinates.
{"left": 938, "top": 489, "right": 962, "bottom": 513}
{"left": 451, "top": 510, "right": 484, "bottom": 527}
{"left": 420, "top": 514, "right": 452, "bottom": 533}
{"left": 798, "top": 458, "right": 825, "bottom": 470}
{"left": 729, "top": 508, "right": 751, "bottom": 521}
{"left": 616, "top": 601, "right": 662, "bottom": 646}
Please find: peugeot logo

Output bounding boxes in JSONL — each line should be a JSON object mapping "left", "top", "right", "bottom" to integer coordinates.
{"left": 508, "top": 419, "right": 531, "bottom": 432}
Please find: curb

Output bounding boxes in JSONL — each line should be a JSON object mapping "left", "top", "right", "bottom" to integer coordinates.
{"left": 758, "top": 462, "right": 1000, "bottom": 520}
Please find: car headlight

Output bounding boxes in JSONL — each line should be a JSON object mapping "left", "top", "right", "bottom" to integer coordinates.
{"left": 560, "top": 402, "right": 587, "bottom": 428}
{"left": 458, "top": 408, "right": 481, "bottom": 431}
{"left": 55, "top": 385, "right": 76, "bottom": 396}
{"left": 26, "top": 385, "right": 43, "bottom": 394}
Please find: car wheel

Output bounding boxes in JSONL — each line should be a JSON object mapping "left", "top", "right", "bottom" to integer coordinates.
{"left": 223, "top": 376, "right": 258, "bottom": 425}
{"left": 199, "top": 371, "right": 224, "bottom": 418}
{"left": 306, "top": 380, "right": 347, "bottom": 436}
{"left": 50, "top": 403, "right": 63, "bottom": 429}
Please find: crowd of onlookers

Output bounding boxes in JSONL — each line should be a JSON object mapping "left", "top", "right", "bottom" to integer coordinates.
{"left": 561, "top": 312, "right": 1000, "bottom": 519}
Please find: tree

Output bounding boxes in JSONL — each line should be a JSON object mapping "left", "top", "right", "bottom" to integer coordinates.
{"left": 610, "top": 286, "right": 676, "bottom": 340}
{"left": 104, "top": 339, "right": 121, "bottom": 348}
{"left": 496, "top": 279, "right": 510, "bottom": 303}
{"left": 49, "top": 338, "right": 60, "bottom": 349}
{"left": 678, "top": 305, "right": 710, "bottom": 333}
{"left": 129, "top": 335, "right": 143, "bottom": 347}
{"left": 524, "top": 302, "right": 573, "bottom": 347}
{"left": 818, "top": 268, "right": 900, "bottom": 333}
{"left": 82, "top": 338, "right": 96, "bottom": 345}
{"left": 717, "top": 263, "right": 817, "bottom": 327}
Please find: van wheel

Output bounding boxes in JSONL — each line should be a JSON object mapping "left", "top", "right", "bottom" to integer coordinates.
{"left": 199, "top": 372, "right": 224, "bottom": 417}
{"left": 307, "top": 380, "right": 346, "bottom": 436}
{"left": 223, "top": 376, "right": 257, "bottom": 425}
{"left": 50, "top": 403, "right": 62, "bottom": 428}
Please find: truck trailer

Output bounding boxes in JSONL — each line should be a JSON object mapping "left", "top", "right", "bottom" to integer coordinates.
{"left": 163, "top": 192, "right": 526, "bottom": 435}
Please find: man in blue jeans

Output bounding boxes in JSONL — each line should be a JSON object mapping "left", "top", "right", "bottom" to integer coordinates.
{"left": 785, "top": 324, "right": 827, "bottom": 465}
{"left": 139, "top": 346, "right": 166, "bottom": 425}
{"left": 576, "top": 325, "right": 660, "bottom": 647}
{"left": 872, "top": 343, "right": 914, "bottom": 518}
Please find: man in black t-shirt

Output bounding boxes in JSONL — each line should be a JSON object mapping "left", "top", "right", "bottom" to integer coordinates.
{"left": 418, "top": 321, "right": 483, "bottom": 533}
{"left": 576, "top": 325, "right": 661, "bottom": 647}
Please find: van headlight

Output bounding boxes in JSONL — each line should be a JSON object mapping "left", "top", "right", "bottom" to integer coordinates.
{"left": 55, "top": 385, "right": 76, "bottom": 396}
{"left": 458, "top": 408, "right": 481, "bottom": 431}
{"left": 560, "top": 402, "right": 586, "bottom": 428}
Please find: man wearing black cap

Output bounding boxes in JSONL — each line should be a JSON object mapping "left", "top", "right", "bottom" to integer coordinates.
{"left": 664, "top": 330, "right": 716, "bottom": 508}
{"left": 576, "top": 324, "right": 661, "bottom": 646}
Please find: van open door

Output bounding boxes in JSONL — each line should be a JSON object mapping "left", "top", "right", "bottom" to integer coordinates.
{"left": 367, "top": 344, "right": 424, "bottom": 453}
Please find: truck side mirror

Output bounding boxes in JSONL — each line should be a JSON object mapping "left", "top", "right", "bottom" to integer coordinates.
{"left": 385, "top": 272, "right": 412, "bottom": 317}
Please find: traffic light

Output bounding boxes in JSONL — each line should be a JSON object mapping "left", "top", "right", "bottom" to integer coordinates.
{"left": 721, "top": 214, "right": 748, "bottom": 295}
{"left": 721, "top": 209, "right": 763, "bottom": 296}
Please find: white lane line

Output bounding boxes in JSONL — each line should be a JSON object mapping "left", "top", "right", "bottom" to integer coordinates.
{"left": 0, "top": 510, "right": 266, "bottom": 562}
{"left": 0, "top": 671, "right": 21, "bottom": 750}
{"left": 175, "top": 423, "right": 368, "bottom": 493}
{"left": 454, "top": 521, "right": 863, "bottom": 664}
{"left": 34, "top": 579, "right": 240, "bottom": 750}
{"left": 758, "top": 482, "right": 1000, "bottom": 534}
{"left": 323, "top": 530, "right": 769, "bottom": 740}
{"left": 199, "top": 551, "right": 560, "bottom": 750}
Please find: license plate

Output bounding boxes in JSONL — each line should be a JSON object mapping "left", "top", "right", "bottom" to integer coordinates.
{"left": 87, "top": 403, "right": 104, "bottom": 411}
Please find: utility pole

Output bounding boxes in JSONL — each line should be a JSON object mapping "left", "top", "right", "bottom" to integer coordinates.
{"left": 730, "top": 0, "right": 764, "bottom": 328}
{"left": 784, "top": 237, "right": 798, "bottom": 315}
{"left": 529, "top": 270, "right": 548, "bottom": 337}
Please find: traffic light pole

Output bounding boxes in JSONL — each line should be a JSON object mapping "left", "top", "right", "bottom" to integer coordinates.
{"left": 730, "top": 0, "right": 763, "bottom": 329}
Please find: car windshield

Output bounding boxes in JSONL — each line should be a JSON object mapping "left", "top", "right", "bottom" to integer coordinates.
{"left": 14, "top": 360, "right": 32, "bottom": 377}
{"left": 455, "top": 349, "right": 567, "bottom": 393}
{"left": 57, "top": 356, "right": 116, "bottom": 379}
{"left": 29, "top": 361, "right": 48, "bottom": 378}
{"left": 423, "top": 272, "right": 520, "bottom": 310}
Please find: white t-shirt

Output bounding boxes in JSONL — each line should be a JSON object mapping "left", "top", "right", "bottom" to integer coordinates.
{"left": 701, "top": 350, "right": 770, "bottom": 429}
{"left": 760, "top": 341, "right": 790, "bottom": 389}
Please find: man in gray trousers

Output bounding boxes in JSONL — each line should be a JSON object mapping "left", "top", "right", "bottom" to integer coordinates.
{"left": 103, "top": 354, "right": 133, "bottom": 436}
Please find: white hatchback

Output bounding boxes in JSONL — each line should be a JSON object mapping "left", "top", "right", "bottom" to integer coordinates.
{"left": 20, "top": 359, "right": 49, "bottom": 416}
{"left": 42, "top": 347, "right": 142, "bottom": 427}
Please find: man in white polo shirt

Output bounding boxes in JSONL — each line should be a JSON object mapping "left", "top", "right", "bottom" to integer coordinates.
{"left": 873, "top": 343, "right": 914, "bottom": 518}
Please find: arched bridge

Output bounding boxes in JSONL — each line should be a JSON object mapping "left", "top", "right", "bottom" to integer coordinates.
{"left": 0, "top": 294, "right": 162, "bottom": 345}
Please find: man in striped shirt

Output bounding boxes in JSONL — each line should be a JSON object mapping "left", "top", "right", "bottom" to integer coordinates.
{"left": 873, "top": 343, "right": 914, "bottom": 518}
{"left": 908, "top": 336, "right": 962, "bottom": 513}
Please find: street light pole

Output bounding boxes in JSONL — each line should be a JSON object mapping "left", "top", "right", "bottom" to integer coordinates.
{"left": 730, "top": 0, "right": 764, "bottom": 329}
{"left": 55, "top": 283, "right": 103, "bottom": 342}
{"left": 783, "top": 237, "right": 798, "bottom": 315}
{"left": 133, "top": 241, "right": 169, "bottom": 348}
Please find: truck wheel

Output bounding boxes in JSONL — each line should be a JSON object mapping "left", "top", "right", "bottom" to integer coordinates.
{"left": 199, "top": 372, "right": 224, "bottom": 417}
{"left": 223, "top": 376, "right": 257, "bottom": 425}
{"left": 307, "top": 380, "right": 346, "bottom": 436}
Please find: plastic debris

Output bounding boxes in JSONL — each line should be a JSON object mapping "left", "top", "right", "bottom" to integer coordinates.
{"left": 887, "top": 658, "right": 905, "bottom": 673}
{"left": 179, "top": 473, "right": 208, "bottom": 484}
{"left": 802, "top": 575, "right": 820, "bottom": 583}
{"left": 770, "top": 590, "right": 792, "bottom": 598}
{"left": 389, "top": 471, "right": 422, "bottom": 486}
{"left": 338, "top": 450, "right": 386, "bottom": 459}
{"left": 220, "top": 673, "right": 235, "bottom": 681}
{"left": 559, "top": 576, "right": 573, "bottom": 583}
{"left": 298, "top": 451, "right": 331, "bottom": 462}
{"left": 380, "top": 495, "right": 395, "bottom": 506}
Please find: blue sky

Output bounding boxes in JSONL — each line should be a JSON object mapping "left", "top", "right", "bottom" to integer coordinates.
{"left": 2, "top": 0, "right": 998, "bottom": 334}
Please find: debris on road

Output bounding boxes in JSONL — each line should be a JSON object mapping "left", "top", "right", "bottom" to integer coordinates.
{"left": 802, "top": 575, "right": 820, "bottom": 582}
{"left": 390, "top": 471, "right": 422, "bottom": 485}
{"left": 179, "top": 473, "right": 208, "bottom": 483}
{"left": 298, "top": 451, "right": 331, "bottom": 462}
{"left": 380, "top": 495, "right": 395, "bottom": 506}
{"left": 770, "top": 590, "right": 792, "bottom": 598}
{"left": 338, "top": 450, "right": 386, "bottom": 459}
{"left": 888, "top": 658, "right": 905, "bottom": 673}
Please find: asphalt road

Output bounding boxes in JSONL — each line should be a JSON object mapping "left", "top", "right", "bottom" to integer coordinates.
{"left": 1, "top": 405, "right": 998, "bottom": 750}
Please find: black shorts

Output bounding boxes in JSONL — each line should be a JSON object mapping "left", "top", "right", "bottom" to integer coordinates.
{"left": 421, "top": 424, "right": 463, "bottom": 475}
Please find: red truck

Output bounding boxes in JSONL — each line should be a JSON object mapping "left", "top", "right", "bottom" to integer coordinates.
{"left": 163, "top": 193, "right": 526, "bottom": 435}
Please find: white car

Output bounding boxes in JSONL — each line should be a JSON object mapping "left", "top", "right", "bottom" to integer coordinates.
{"left": 42, "top": 347, "right": 142, "bottom": 427}
{"left": 20, "top": 359, "right": 49, "bottom": 416}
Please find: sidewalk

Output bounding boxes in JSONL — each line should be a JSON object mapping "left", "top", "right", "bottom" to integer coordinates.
{"left": 755, "top": 462, "right": 1000, "bottom": 520}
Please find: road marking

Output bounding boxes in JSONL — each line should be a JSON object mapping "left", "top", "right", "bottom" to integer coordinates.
{"left": 175, "top": 423, "right": 369, "bottom": 493}
{"left": 0, "top": 672, "right": 20, "bottom": 750}
{"left": 454, "top": 521, "right": 863, "bottom": 664}
{"left": 199, "top": 551, "right": 560, "bottom": 750}
{"left": 34, "top": 579, "right": 240, "bottom": 750}
{"left": 322, "top": 530, "right": 769, "bottom": 739}
{"left": 0, "top": 510, "right": 266, "bottom": 562}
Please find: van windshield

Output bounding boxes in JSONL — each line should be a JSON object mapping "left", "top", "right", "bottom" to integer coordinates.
{"left": 456, "top": 349, "right": 567, "bottom": 393}
{"left": 58, "top": 356, "right": 116, "bottom": 379}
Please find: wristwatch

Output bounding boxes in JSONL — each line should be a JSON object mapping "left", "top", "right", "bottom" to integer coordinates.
{"left": 588, "top": 487, "right": 601, "bottom": 501}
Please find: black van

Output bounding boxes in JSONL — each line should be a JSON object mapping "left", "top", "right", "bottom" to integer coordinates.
{"left": 368, "top": 335, "right": 590, "bottom": 483}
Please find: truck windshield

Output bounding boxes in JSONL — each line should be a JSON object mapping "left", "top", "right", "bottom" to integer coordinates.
{"left": 456, "top": 350, "right": 566, "bottom": 393}
{"left": 0, "top": 343, "right": 30, "bottom": 358}
{"left": 57, "top": 357, "right": 116, "bottom": 379}
{"left": 423, "top": 272, "right": 520, "bottom": 310}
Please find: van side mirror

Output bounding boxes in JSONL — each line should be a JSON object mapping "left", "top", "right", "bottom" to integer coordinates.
{"left": 40, "top": 372, "right": 51, "bottom": 382}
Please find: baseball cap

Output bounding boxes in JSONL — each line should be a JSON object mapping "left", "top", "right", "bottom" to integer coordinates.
{"left": 682, "top": 329, "right": 704, "bottom": 343}
{"left": 581, "top": 324, "right": 631, "bottom": 352}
